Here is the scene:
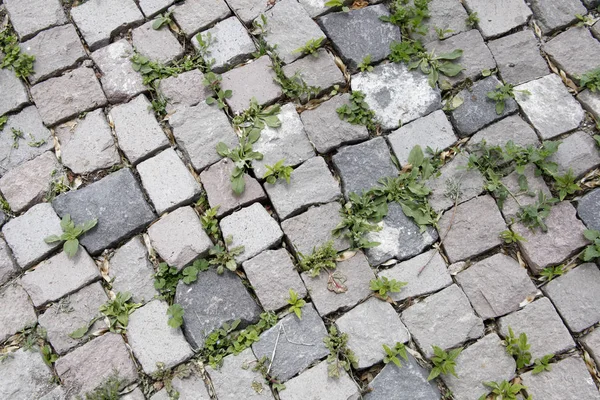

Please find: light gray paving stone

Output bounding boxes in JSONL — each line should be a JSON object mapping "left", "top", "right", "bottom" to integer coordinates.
{"left": 38, "top": 282, "right": 108, "bottom": 355}
{"left": 425, "top": 29, "right": 496, "bottom": 87}
{"left": 498, "top": 297, "right": 575, "bottom": 361}
{"left": 52, "top": 168, "right": 156, "bottom": 255}
{"left": 170, "top": 372, "right": 211, "bottom": 399}
{"left": 3, "top": 0, "right": 67, "bottom": 40}
{"left": 281, "top": 202, "right": 351, "bottom": 255}
{"left": 416, "top": 0, "right": 470, "bottom": 44}
{"left": 456, "top": 253, "right": 537, "bottom": 320}
{"left": 39, "top": 386, "right": 67, "bottom": 400}
{"left": 515, "top": 74, "right": 585, "bottom": 140}
{"left": 139, "top": 0, "right": 176, "bottom": 17}
{"left": 402, "top": 284, "right": 484, "bottom": 358}
{"left": 363, "top": 353, "right": 441, "bottom": 400}
{"left": 21, "top": 248, "right": 100, "bottom": 307}
{"left": 513, "top": 201, "right": 589, "bottom": 274}
{"left": 521, "top": 356, "right": 600, "bottom": 400}
{"left": 108, "top": 236, "right": 158, "bottom": 304}
{"left": 379, "top": 249, "right": 452, "bottom": 302}
{"left": 500, "top": 164, "right": 552, "bottom": 222}
{"left": 297, "top": 0, "right": 339, "bottom": 17}
{"left": 0, "top": 238, "right": 17, "bottom": 287}
{"left": 468, "top": 115, "right": 540, "bottom": 150}
{"left": 527, "top": 0, "right": 587, "bottom": 34}
{"left": 0, "top": 151, "right": 63, "bottom": 213}
{"left": 22, "top": 24, "right": 87, "bottom": 85}
{"left": 225, "top": 0, "right": 272, "bottom": 24}
{"left": 317, "top": 5, "right": 401, "bottom": 70}
{"left": 158, "top": 70, "right": 211, "bottom": 113}
{"left": 192, "top": 17, "right": 256, "bottom": 73}
{"left": 169, "top": 102, "right": 239, "bottom": 171}
{"left": 200, "top": 158, "right": 266, "bottom": 217}
{"left": 121, "top": 387, "right": 146, "bottom": 400}
{"left": 126, "top": 300, "right": 194, "bottom": 374}
{"left": 450, "top": 76, "right": 518, "bottom": 137}
{"left": 577, "top": 188, "right": 600, "bottom": 231}
{"left": 0, "top": 68, "right": 29, "bottom": 117}
{"left": 388, "top": 110, "right": 457, "bottom": 167}
{"left": 56, "top": 333, "right": 138, "bottom": 397}
{"left": 56, "top": 110, "right": 120, "bottom": 174}
{"left": 335, "top": 297, "right": 409, "bottom": 369}
{"left": 0, "top": 348, "right": 56, "bottom": 400}
{"left": 30, "top": 67, "right": 107, "bottom": 127}
{"left": 463, "top": 0, "right": 531, "bottom": 38}
{"left": 2, "top": 203, "right": 62, "bottom": 268}
{"left": 582, "top": 328, "right": 600, "bottom": 367}
{"left": 132, "top": 21, "right": 184, "bottom": 64}
{"left": 0, "top": 283, "right": 37, "bottom": 344}
{"left": 137, "top": 148, "right": 202, "bottom": 215}
{"left": 282, "top": 48, "right": 344, "bottom": 101}
{"left": 147, "top": 206, "right": 212, "bottom": 270}
{"left": 252, "top": 303, "right": 329, "bottom": 382}
{"left": 577, "top": 89, "right": 600, "bottom": 120}
{"left": 91, "top": 40, "right": 147, "bottom": 104}
{"left": 150, "top": 389, "right": 169, "bottom": 400}
{"left": 265, "top": 156, "right": 340, "bottom": 220}
{"left": 175, "top": 268, "right": 262, "bottom": 348}
{"left": 208, "top": 348, "right": 275, "bottom": 400}
{"left": 220, "top": 56, "right": 283, "bottom": 115}
{"left": 302, "top": 251, "right": 374, "bottom": 316}
{"left": 278, "top": 360, "right": 359, "bottom": 400}
{"left": 543, "top": 263, "right": 600, "bottom": 332}
{"left": 300, "top": 94, "right": 369, "bottom": 154}
{"left": 170, "top": 0, "right": 231, "bottom": 37}
{"left": 544, "top": 27, "right": 600, "bottom": 81}
{"left": 258, "top": 0, "right": 325, "bottom": 65}
{"left": 220, "top": 203, "right": 284, "bottom": 263}
{"left": 332, "top": 137, "right": 397, "bottom": 198}
{"left": 442, "top": 333, "right": 516, "bottom": 400}
{"left": 352, "top": 63, "right": 441, "bottom": 131}
{"left": 70, "top": 0, "right": 144, "bottom": 51}
{"left": 548, "top": 131, "right": 600, "bottom": 178}
{"left": 242, "top": 249, "right": 306, "bottom": 312}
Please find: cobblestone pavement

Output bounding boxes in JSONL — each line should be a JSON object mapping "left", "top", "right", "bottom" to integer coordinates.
{"left": 1, "top": 0, "right": 600, "bottom": 399}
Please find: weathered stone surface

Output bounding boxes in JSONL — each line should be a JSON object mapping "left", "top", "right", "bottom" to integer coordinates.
{"left": 170, "top": 0, "right": 231, "bottom": 37}
{"left": 515, "top": 74, "right": 585, "bottom": 140}
{"left": 402, "top": 284, "right": 484, "bottom": 358}
{"left": 3, "top": 0, "right": 66, "bottom": 40}
{"left": 150, "top": 389, "right": 170, "bottom": 400}
{"left": 365, "top": 202, "right": 438, "bottom": 266}
{"left": 147, "top": 206, "right": 213, "bottom": 270}
{"left": 132, "top": 21, "right": 184, "bottom": 64}
{"left": 379, "top": 249, "right": 452, "bottom": 302}
{"left": 220, "top": 203, "right": 284, "bottom": 263}
{"left": 388, "top": 110, "right": 457, "bottom": 167}
{"left": 521, "top": 356, "right": 600, "bottom": 400}
{"left": 577, "top": 188, "right": 600, "bottom": 231}
{"left": 352, "top": 63, "right": 441, "bottom": 130}
{"left": 70, "top": 0, "right": 144, "bottom": 51}
{"left": 416, "top": 0, "right": 470, "bottom": 44}
{"left": 336, "top": 297, "right": 409, "bottom": 369}
{"left": 137, "top": 148, "right": 202, "bottom": 214}
{"left": 175, "top": 269, "right": 262, "bottom": 348}
{"left": 252, "top": 303, "right": 329, "bottom": 382}
{"left": 0, "top": 151, "right": 63, "bottom": 213}
{"left": 0, "top": 349, "right": 56, "bottom": 399}
{"left": 56, "top": 110, "right": 120, "bottom": 174}
{"left": 282, "top": 48, "right": 345, "bottom": 100}
{"left": 170, "top": 373, "right": 211, "bottom": 399}
{"left": 513, "top": 201, "right": 588, "bottom": 274}
{"left": 226, "top": 0, "right": 271, "bottom": 24}
{"left": 544, "top": 27, "right": 600, "bottom": 83}
{"left": 0, "top": 238, "right": 18, "bottom": 287}
{"left": 2, "top": 203, "right": 62, "bottom": 268}
{"left": 548, "top": 131, "right": 600, "bottom": 178}
{"left": 91, "top": 40, "right": 147, "bottom": 104}
{"left": 31, "top": 67, "right": 107, "bottom": 127}
{"left": 23, "top": 24, "right": 87, "bottom": 84}
{"left": 463, "top": 0, "right": 531, "bottom": 38}
{"left": 121, "top": 388, "right": 146, "bottom": 400}
{"left": 317, "top": 5, "right": 401, "bottom": 70}
{"left": 527, "top": 0, "right": 587, "bottom": 34}
{"left": 279, "top": 360, "right": 359, "bottom": 400}
{"left": 108, "top": 236, "right": 158, "bottom": 304}
{"left": 439, "top": 195, "right": 506, "bottom": 263}
{"left": 158, "top": 69, "right": 211, "bottom": 113}
{"left": 52, "top": 168, "right": 156, "bottom": 255}
{"left": 243, "top": 249, "right": 306, "bottom": 311}
{"left": 332, "top": 137, "right": 397, "bottom": 198}
{"left": 169, "top": 102, "right": 239, "bottom": 171}
{"left": 498, "top": 297, "right": 575, "bottom": 361}
{"left": 0, "top": 283, "right": 37, "bottom": 344}
{"left": 442, "top": 333, "right": 516, "bottom": 400}
{"left": 126, "top": 300, "right": 194, "bottom": 374}
{"left": 0, "top": 68, "right": 29, "bottom": 117}
{"left": 302, "top": 251, "right": 374, "bottom": 316}
{"left": 594, "top": 21, "right": 600, "bottom": 39}
{"left": 578, "top": 89, "right": 600, "bottom": 120}
{"left": 300, "top": 94, "right": 369, "bottom": 154}
{"left": 500, "top": 164, "right": 552, "bottom": 222}
{"left": 139, "top": 0, "right": 175, "bottom": 17}
{"left": 39, "top": 386, "right": 67, "bottom": 400}
{"left": 425, "top": 29, "right": 496, "bottom": 86}
{"left": 38, "top": 282, "right": 108, "bottom": 355}
{"left": 582, "top": 328, "right": 600, "bottom": 367}
{"left": 450, "top": 76, "right": 518, "bottom": 137}
{"left": 543, "top": 263, "right": 600, "bottom": 332}
{"left": 468, "top": 115, "right": 540, "bottom": 150}
{"left": 56, "top": 333, "right": 138, "bottom": 396}
{"left": 282, "top": 202, "right": 351, "bottom": 255}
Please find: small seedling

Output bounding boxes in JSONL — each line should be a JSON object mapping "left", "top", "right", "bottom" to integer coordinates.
{"left": 480, "top": 380, "right": 529, "bottom": 400}
{"left": 204, "top": 72, "right": 232, "bottom": 109}
{"left": 40, "top": 344, "right": 58, "bottom": 366}
{"left": 499, "top": 229, "right": 526, "bottom": 244}
{"left": 10, "top": 127, "right": 24, "bottom": 149}
{"left": 380, "top": 0, "right": 430, "bottom": 37}
{"left": 575, "top": 13, "right": 596, "bottom": 27}
{"left": 336, "top": 90, "right": 377, "bottom": 131}
{"left": 358, "top": 55, "right": 374, "bottom": 72}
{"left": 579, "top": 67, "right": 600, "bottom": 92}
{"left": 389, "top": 40, "right": 424, "bottom": 64}
{"left": 504, "top": 327, "right": 531, "bottom": 368}
{"left": 427, "top": 346, "right": 462, "bottom": 381}
{"left": 79, "top": 374, "right": 124, "bottom": 400}
{"left": 540, "top": 265, "right": 564, "bottom": 281}
{"left": 553, "top": 169, "right": 580, "bottom": 201}
{"left": 99, "top": 292, "right": 142, "bottom": 333}
{"left": 195, "top": 32, "right": 215, "bottom": 67}
{"left": 292, "top": 37, "right": 325, "bottom": 56}
{"left": 583, "top": 229, "right": 600, "bottom": 262}
{"left": 465, "top": 12, "right": 479, "bottom": 27}
{"left": 369, "top": 276, "right": 407, "bottom": 297}
{"left": 487, "top": 83, "right": 530, "bottom": 115}
{"left": 324, "top": 326, "right": 358, "bottom": 377}
{"left": 286, "top": 289, "right": 306, "bottom": 319}
{"left": 333, "top": 191, "right": 386, "bottom": 250}
{"left": 408, "top": 49, "right": 464, "bottom": 88}
{"left": 298, "top": 241, "right": 338, "bottom": 277}
{"left": 383, "top": 342, "right": 408, "bottom": 367}
{"left": 216, "top": 134, "right": 263, "bottom": 194}
{"left": 532, "top": 354, "right": 553, "bottom": 374}
{"left": 263, "top": 159, "right": 293, "bottom": 184}
{"left": 201, "top": 206, "right": 220, "bottom": 242}
{"left": 44, "top": 214, "right": 97, "bottom": 257}
{"left": 209, "top": 237, "right": 244, "bottom": 274}
{"left": 167, "top": 304, "right": 185, "bottom": 328}
{"left": 434, "top": 26, "right": 454, "bottom": 39}
{"left": 271, "top": 57, "right": 322, "bottom": 101}
{"left": 152, "top": 11, "right": 174, "bottom": 30}
{"left": 27, "top": 133, "right": 46, "bottom": 148}
{"left": 325, "top": 0, "right": 349, "bottom": 12}
{"left": 516, "top": 191, "right": 557, "bottom": 232}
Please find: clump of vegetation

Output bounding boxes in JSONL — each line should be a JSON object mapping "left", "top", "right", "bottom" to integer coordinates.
{"left": 0, "top": 27, "right": 35, "bottom": 79}
{"left": 271, "top": 53, "right": 321, "bottom": 102}
{"left": 553, "top": 170, "right": 580, "bottom": 201}
{"left": 408, "top": 49, "right": 464, "bottom": 88}
{"left": 434, "top": 26, "right": 454, "bottom": 39}
{"left": 583, "top": 229, "right": 600, "bottom": 262}
{"left": 503, "top": 327, "right": 531, "bottom": 369}
{"left": 516, "top": 192, "right": 557, "bottom": 232}
{"left": 532, "top": 354, "right": 553, "bottom": 374}
{"left": 480, "top": 380, "right": 529, "bottom": 400}
{"left": 427, "top": 346, "right": 462, "bottom": 381}
{"left": 380, "top": 0, "right": 430, "bottom": 37}
{"left": 203, "top": 72, "right": 232, "bottom": 110}
{"left": 499, "top": 229, "right": 526, "bottom": 244}
{"left": 167, "top": 304, "right": 185, "bottom": 328}
{"left": 358, "top": 55, "right": 374, "bottom": 72}
{"left": 293, "top": 37, "right": 325, "bottom": 57}
{"left": 383, "top": 342, "right": 408, "bottom": 367}
{"left": 216, "top": 132, "right": 264, "bottom": 195}
{"left": 152, "top": 11, "right": 175, "bottom": 30}
{"left": 579, "top": 67, "right": 600, "bottom": 92}
{"left": 208, "top": 237, "right": 244, "bottom": 274}
{"left": 200, "top": 206, "right": 220, "bottom": 242}
{"left": 232, "top": 98, "right": 281, "bottom": 137}
{"left": 263, "top": 159, "right": 293, "bottom": 184}
{"left": 333, "top": 192, "right": 387, "bottom": 249}
{"left": 466, "top": 12, "right": 480, "bottom": 27}
{"left": 540, "top": 265, "right": 564, "bottom": 281}
{"left": 486, "top": 83, "right": 530, "bottom": 115}
{"left": 298, "top": 241, "right": 338, "bottom": 277}
{"left": 336, "top": 90, "right": 378, "bottom": 132}
{"left": 324, "top": 326, "right": 358, "bottom": 377}
{"left": 45, "top": 214, "right": 97, "bottom": 258}
{"left": 77, "top": 375, "right": 124, "bottom": 400}
{"left": 286, "top": 289, "right": 306, "bottom": 319}
{"left": 0, "top": 115, "right": 7, "bottom": 131}
{"left": 389, "top": 40, "right": 425, "bottom": 63}
{"left": 325, "top": 0, "right": 349, "bottom": 12}
{"left": 70, "top": 292, "right": 142, "bottom": 338}
{"left": 370, "top": 276, "right": 407, "bottom": 298}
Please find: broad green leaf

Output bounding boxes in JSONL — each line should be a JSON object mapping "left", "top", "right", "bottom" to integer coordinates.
{"left": 438, "top": 62, "right": 463, "bottom": 77}
{"left": 584, "top": 229, "right": 600, "bottom": 241}
{"left": 437, "top": 49, "right": 463, "bottom": 60}
{"left": 82, "top": 219, "right": 97, "bottom": 233}
{"left": 44, "top": 235, "right": 61, "bottom": 243}
{"left": 407, "top": 145, "right": 424, "bottom": 168}
{"left": 63, "top": 239, "right": 79, "bottom": 258}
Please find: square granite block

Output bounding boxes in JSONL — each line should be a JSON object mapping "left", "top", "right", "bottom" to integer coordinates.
{"left": 527, "top": 0, "right": 587, "bottom": 34}
{"left": 462, "top": 0, "right": 531, "bottom": 39}
{"left": 468, "top": 114, "right": 539, "bottom": 150}
{"left": 170, "top": 0, "right": 231, "bottom": 38}
{"left": 138, "top": 0, "right": 176, "bottom": 17}
{"left": 548, "top": 131, "right": 600, "bottom": 178}
{"left": 279, "top": 360, "right": 359, "bottom": 400}
{"left": 0, "top": 68, "right": 29, "bottom": 117}
{"left": 499, "top": 164, "right": 552, "bottom": 222}
{"left": 577, "top": 89, "right": 600, "bottom": 120}
{"left": 0, "top": 283, "right": 37, "bottom": 344}
{"left": 543, "top": 27, "right": 600, "bottom": 82}
{"left": 0, "top": 349, "right": 56, "bottom": 399}
{"left": 577, "top": 188, "right": 600, "bottom": 231}
{"left": 158, "top": 69, "right": 212, "bottom": 113}
{"left": 132, "top": 21, "right": 184, "bottom": 64}
{"left": 225, "top": 0, "right": 272, "bottom": 24}
{"left": 3, "top": 0, "right": 66, "bottom": 40}
{"left": 282, "top": 49, "right": 345, "bottom": 101}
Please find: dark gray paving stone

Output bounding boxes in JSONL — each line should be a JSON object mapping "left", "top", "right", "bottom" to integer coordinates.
{"left": 416, "top": 0, "right": 470, "bottom": 44}
{"left": 582, "top": 328, "right": 600, "bottom": 367}
{"left": 139, "top": 0, "right": 176, "bottom": 17}
{"left": 577, "top": 89, "right": 600, "bottom": 120}
{"left": 0, "top": 238, "right": 18, "bottom": 287}
{"left": 463, "top": 0, "right": 531, "bottom": 38}
{"left": 468, "top": 115, "right": 540, "bottom": 150}
{"left": 528, "top": 0, "right": 587, "bottom": 34}
{"left": 52, "top": 168, "right": 156, "bottom": 255}
{"left": 278, "top": 360, "right": 359, "bottom": 400}
{"left": 158, "top": 69, "right": 211, "bottom": 113}
{"left": 577, "top": 188, "right": 600, "bottom": 231}
{"left": 252, "top": 303, "right": 329, "bottom": 382}
{"left": 499, "top": 164, "right": 552, "bottom": 222}
{"left": 3, "top": 0, "right": 67, "bottom": 40}
{"left": 132, "top": 21, "right": 184, "bottom": 64}
{"left": 594, "top": 21, "right": 600, "bottom": 39}
{"left": 548, "top": 131, "right": 600, "bottom": 178}
{"left": 170, "top": 0, "right": 231, "bottom": 38}
{"left": 0, "top": 68, "right": 29, "bottom": 117}
{"left": 0, "top": 348, "right": 56, "bottom": 399}
{"left": 0, "top": 283, "right": 37, "bottom": 344}
{"left": 175, "top": 269, "right": 262, "bottom": 349}
{"left": 317, "top": 5, "right": 401, "bottom": 70}
{"left": 543, "top": 27, "right": 600, "bottom": 82}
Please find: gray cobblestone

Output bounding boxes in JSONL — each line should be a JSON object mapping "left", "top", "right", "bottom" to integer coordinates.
{"left": 3, "top": 0, "right": 66, "bottom": 40}
{"left": 132, "top": 21, "right": 184, "bottom": 64}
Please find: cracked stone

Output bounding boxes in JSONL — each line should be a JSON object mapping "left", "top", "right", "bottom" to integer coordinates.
{"left": 0, "top": 238, "right": 18, "bottom": 287}
{"left": 527, "top": 0, "right": 587, "bottom": 34}
{"left": 0, "top": 283, "right": 37, "bottom": 344}
{"left": 544, "top": 27, "right": 600, "bottom": 82}
{"left": 499, "top": 164, "right": 552, "bottom": 222}
{"left": 0, "top": 68, "right": 29, "bottom": 117}
{"left": 462, "top": 0, "right": 531, "bottom": 38}
{"left": 468, "top": 115, "right": 540, "bottom": 150}
{"left": 170, "top": 0, "right": 231, "bottom": 38}
{"left": 158, "top": 69, "right": 212, "bottom": 113}
{"left": 548, "top": 131, "right": 600, "bottom": 178}
{"left": 3, "top": 0, "right": 66, "bottom": 40}
{"left": 0, "top": 348, "right": 56, "bottom": 399}
{"left": 132, "top": 21, "right": 184, "bottom": 64}
{"left": 577, "top": 188, "right": 600, "bottom": 231}
{"left": 278, "top": 360, "right": 360, "bottom": 400}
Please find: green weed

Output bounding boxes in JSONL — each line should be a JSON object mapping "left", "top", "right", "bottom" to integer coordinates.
{"left": 408, "top": 49, "right": 464, "bottom": 88}
{"left": 499, "top": 229, "right": 526, "bottom": 244}
{"left": 579, "top": 67, "right": 600, "bottom": 92}
{"left": 286, "top": 289, "right": 306, "bottom": 319}
{"left": 44, "top": 214, "right": 97, "bottom": 257}
{"left": 480, "top": 380, "right": 529, "bottom": 400}
{"left": 369, "top": 276, "right": 407, "bottom": 297}
{"left": 583, "top": 229, "right": 600, "bottom": 262}
{"left": 203, "top": 72, "right": 232, "bottom": 110}
{"left": 383, "top": 342, "right": 409, "bottom": 367}
{"left": 358, "top": 55, "right": 374, "bottom": 72}
{"left": 465, "top": 12, "right": 479, "bottom": 27}
{"left": 504, "top": 327, "right": 531, "bottom": 369}
{"left": 389, "top": 40, "right": 424, "bottom": 64}
{"left": 167, "top": 304, "right": 185, "bottom": 328}
{"left": 263, "top": 159, "right": 293, "bottom": 184}
{"left": 380, "top": 0, "right": 430, "bottom": 37}
{"left": 427, "top": 346, "right": 462, "bottom": 381}
{"left": 292, "top": 37, "right": 325, "bottom": 57}
{"left": 324, "top": 326, "right": 358, "bottom": 377}
{"left": 0, "top": 27, "right": 35, "bottom": 79}
{"left": 298, "top": 241, "right": 338, "bottom": 277}
{"left": 325, "top": 0, "right": 349, "bottom": 12}
{"left": 540, "top": 265, "right": 564, "bottom": 281}
{"left": 532, "top": 354, "right": 553, "bottom": 374}
{"left": 336, "top": 90, "right": 377, "bottom": 131}
{"left": 486, "top": 83, "right": 530, "bottom": 115}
